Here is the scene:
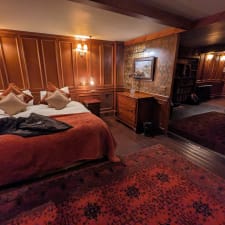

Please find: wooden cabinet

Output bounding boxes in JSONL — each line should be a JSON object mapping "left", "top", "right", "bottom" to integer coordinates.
{"left": 82, "top": 98, "right": 101, "bottom": 117}
{"left": 116, "top": 92, "right": 153, "bottom": 133}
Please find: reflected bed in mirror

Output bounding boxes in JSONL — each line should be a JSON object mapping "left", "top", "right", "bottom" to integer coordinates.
{"left": 134, "top": 57, "right": 156, "bottom": 80}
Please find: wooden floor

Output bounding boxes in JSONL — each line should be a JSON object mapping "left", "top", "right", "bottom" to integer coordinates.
{"left": 171, "top": 97, "right": 225, "bottom": 120}
{"left": 103, "top": 116, "right": 225, "bottom": 179}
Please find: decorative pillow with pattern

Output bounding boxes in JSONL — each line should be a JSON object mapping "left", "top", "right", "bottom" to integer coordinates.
{"left": 0, "top": 92, "right": 27, "bottom": 115}
{"left": 45, "top": 90, "right": 70, "bottom": 110}
{"left": 1, "top": 83, "right": 33, "bottom": 104}
{"left": 40, "top": 82, "right": 70, "bottom": 104}
{"left": 47, "top": 82, "right": 71, "bottom": 98}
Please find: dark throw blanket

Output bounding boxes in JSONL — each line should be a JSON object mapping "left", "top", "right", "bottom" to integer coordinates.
{"left": 0, "top": 113, "right": 72, "bottom": 137}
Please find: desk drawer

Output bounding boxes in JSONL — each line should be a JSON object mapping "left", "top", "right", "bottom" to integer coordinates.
{"left": 117, "top": 106, "right": 136, "bottom": 125}
{"left": 117, "top": 95, "right": 136, "bottom": 109}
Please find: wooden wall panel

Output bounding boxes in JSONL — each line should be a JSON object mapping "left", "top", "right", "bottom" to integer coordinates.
{"left": 0, "top": 67, "right": 4, "bottom": 90}
{"left": 0, "top": 29, "right": 124, "bottom": 114}
{"left": 0, "top": 36, "right": 25, "bottom": 88}
{"left": 202, "top": 56, "right": 214, "bottom": 80}
{"left": 212, "top": 55, "right": 220, "bottom": 79}
{"left": 196, "top": 54, "right": 205, "bottom": 80}
{"left": 102, "top": 44, "right": 113, "bottom": 85}
{"left": 196, "top": 53, "right": 225, "bottom": 97}
{"left": 198, "top": 53, "right": 225, "bottom": 81}
{"left": 90, "top": 41, "right": 101, "bottom": 86}
{"left": 59, "top": 40, "right": 75, "bottom": 87}
{"left": 21, "top": 37, "right": 44, "bottom": 90}
{"left": 216, "top": 56, "right": 225, "bottom": 80}
{"left": 75, "top": 51, "right": 88, "bottom": 86}
{"left": 116, "top": 43, "right": 124, "bottom": 87}
{"left": 41, "top": 39, "right": 61, "bottom": 87}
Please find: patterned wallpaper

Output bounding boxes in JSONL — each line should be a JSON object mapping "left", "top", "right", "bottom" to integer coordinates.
{"left": 124, "top": 34, "right": 179, "bottom": 97}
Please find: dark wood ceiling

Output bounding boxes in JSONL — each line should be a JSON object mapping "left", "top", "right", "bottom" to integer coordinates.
{"left": 180, "top": 20, "right": 225, "bottom": 48}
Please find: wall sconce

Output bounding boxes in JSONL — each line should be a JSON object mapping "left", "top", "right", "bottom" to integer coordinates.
{"left": 206, "top": 54, "right": 214, "bottom": 60}
{"left": 89, "top": 77, "right": 95, "bottom": 86}
{"left": 80, "top": 77, "right": 95, "bottom": 86}
{"left": 76, "top": 43, "right": 88, "bottom": 56}
{"left": 74, "top": 35, "right": 91, "bottom": 56}
{"left": 80, "top": 78, "right": 87, "bottom": 86}
{"left": 220, "top": 55, "right": 225, "bottom": 61}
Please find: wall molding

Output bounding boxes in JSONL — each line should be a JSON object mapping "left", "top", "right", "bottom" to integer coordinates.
{"left": 125, "top": 28, "right": 184, "bottom": 46}
{"left": 0, "top": 29, "right": 124, "bottom": 113}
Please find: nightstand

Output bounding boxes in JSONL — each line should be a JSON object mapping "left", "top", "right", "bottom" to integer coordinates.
{"left": 82, "top": 98, "right": 101, "bottom": 117}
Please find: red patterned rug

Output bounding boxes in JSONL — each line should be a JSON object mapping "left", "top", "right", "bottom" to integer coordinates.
{"left": 2, "top": 144, "right": 225, "bottom": 225}
{"left": 169, "top": 111, "right": 225, "bottom": 155}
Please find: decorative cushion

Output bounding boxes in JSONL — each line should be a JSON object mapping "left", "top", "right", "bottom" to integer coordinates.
{"left": 0, "top": 92, "right": 27, "bottom": 115}
{"left": 1, "top": 83, "right": 33, "bottom": 104}
{"left": 45, "top": 90, "right": 70, "bottom": 110}
{"left": 1, "top": 83, "right": 21, "bottom": 96}
{"left": 40, "top": 82, "right": 70, "bottom": 104}
{"left": 23, "top": 89, "right": 34, "bottom": 105}
{"left": 47, "top": 82, "right": 71, "bottom": 98}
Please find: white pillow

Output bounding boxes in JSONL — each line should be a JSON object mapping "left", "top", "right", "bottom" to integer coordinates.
{"left": 61, "top": 86, "right": 70, "bottom": 94}
{"left": 40, "top": 86, "right": 70, "bottom": 101}
{"left": 0, "top": 109, "right": 4, "bottom": 115}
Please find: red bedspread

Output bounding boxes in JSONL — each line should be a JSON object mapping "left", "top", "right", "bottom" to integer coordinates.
{"left": 0, "top": 113, "right": 117, "bottom": 187}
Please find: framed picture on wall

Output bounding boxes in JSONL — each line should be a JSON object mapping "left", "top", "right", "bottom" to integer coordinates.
{"left": 134, "top": 57, "right": 156, "bottom": 80}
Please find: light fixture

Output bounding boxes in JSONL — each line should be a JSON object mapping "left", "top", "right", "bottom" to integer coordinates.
{"left": 206, "top": 54, "right": 214, "bottom": 60}
{"left": 76, "top": 42, "right": 88, "bottom": 56}
{"left": 74, "top": 35, "right": 90, "bottom": 56}
{"left": 89, "top": 77, "right": 95, "bottom": 86}
{"left": 80, "top": 78, "right": 87, "bottom": 86}
{"left": 80, "top": 77, "right": 95, "bottom": 87}
{"left": 220, "top": 55, "right": 225, "bottom": 61}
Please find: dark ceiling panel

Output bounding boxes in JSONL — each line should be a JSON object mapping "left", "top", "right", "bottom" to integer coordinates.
{"left": 180, "top": 21, "right": 225, "bottom": 48}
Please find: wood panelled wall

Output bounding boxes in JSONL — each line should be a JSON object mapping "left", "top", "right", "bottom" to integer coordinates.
{"left": 197, "top": 53, "right": 225, "bottom": 81}
{"left": 196, "top": 53, "right": 225, "bottom": 97}
{"left": 0, "top": 29, "right": 124, "bottom": 113}
{"left": 124, "top": 34, "right": 179, "bottom": 133}
{"left": 178, "top": 46, "right": 225, "bottom": 97}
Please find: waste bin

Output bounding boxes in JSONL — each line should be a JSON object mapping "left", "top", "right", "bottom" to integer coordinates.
{"left": 143, "top": 122, "right": 154, "bottom": 137}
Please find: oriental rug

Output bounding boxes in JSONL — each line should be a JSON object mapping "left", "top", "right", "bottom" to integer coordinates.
{"left": 169, "top": 111, "right": 225, "bottom": 155}
{"left": 2, "top": 144, "right": 225, "bottom": 225}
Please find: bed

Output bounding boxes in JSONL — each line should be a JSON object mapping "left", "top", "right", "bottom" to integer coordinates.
{"left": 0, "top": 101, "right": 118, "bottom": 187}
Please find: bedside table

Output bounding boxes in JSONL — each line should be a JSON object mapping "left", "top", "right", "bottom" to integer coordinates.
{"left": 82, "top": 98, "right": 101, "bottom": 117}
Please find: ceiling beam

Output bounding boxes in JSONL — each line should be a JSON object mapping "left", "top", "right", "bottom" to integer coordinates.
{"left": 125, "top": 28, "right": 184, "bottom": 46}
{"left": 69, "top": 0, "right": 192, "bottom": 30}
{"left": 193, "top": 10, "right": 225, "bottom": 28}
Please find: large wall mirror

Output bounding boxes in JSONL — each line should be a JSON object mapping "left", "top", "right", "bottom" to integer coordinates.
{"left": 134, "top": 57, "right": 156, "bottom": 80}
